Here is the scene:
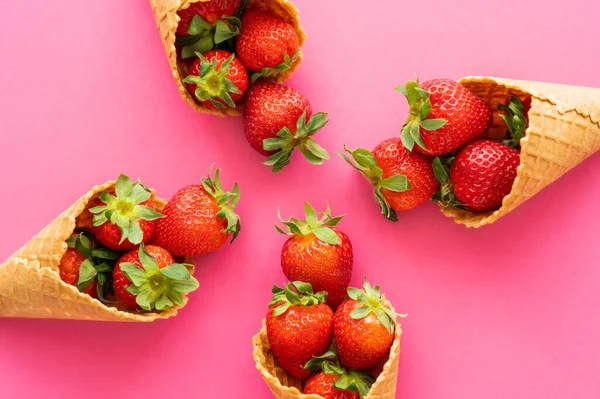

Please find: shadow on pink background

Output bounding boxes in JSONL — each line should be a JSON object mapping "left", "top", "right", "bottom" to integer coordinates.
{"left": 0, "top": 0, "right": 599, "bottom": 398}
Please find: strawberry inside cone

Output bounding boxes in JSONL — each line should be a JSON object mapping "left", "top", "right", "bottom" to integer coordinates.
{"left": 114, "top": 244, "right": 199, "bottom": 311}
{"left": 89, "top": 174, "right": 164, "bottom": 251}
{"left": 303, "top": 350, "right": 375, "bottom": 398}
{"left": 176, "top": 0, "right": 243, "bottom": 59}
{"left": 432, "top": 95, "right": 526, "bottom": 213}
{"left": 58, "top": 231, "right": 119, "bottom": 302}
{"left": 183, "top": 51, "right": 248, "bottom": 109}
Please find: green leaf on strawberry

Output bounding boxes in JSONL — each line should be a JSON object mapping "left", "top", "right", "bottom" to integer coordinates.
{"left": 120, "top": 244, "right": 199, "bottom": 312}
{"left": 430, "top": 156, "right": 468, "bottom": 210}
{"left": 303, "top": 350, "right": 375, "bottom": 398}
{"left": 269, "top": 281, "right": 327, "bottom": 317}
{"left": 263, "top": 110, "right": 330, "bottom": 173}
{"left": 499, "top": 95, "right": 528, "bottom": 150}
{"left": 178, "top": 14, "right": 242, "bottom": 59}
{"left": 348, "top": 277, "right": 404, "bottom": 334}
{"left": 275, "top": 202, "right": 344, "bottom": 245}
{"left": 90, "top": 174, "right": 164, "bottom": 246}
{"left": 200, "top": 167, "right": 241, "bottom": 242}
{"left": 183, "top": 52, "right": 242, "bottom": 108}
{"left": 396, "top": 79, "right": 447, "bottom": 152}
{"left": 251, "top": 50, "right": 300, "bottom": 83}
{"left": 339, "top": 145, "right": 410, "bottom": 222}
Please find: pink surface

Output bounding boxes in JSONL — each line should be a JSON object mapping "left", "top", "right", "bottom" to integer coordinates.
{"left": 0, "top": 0, "right": 599, "bottom": 398}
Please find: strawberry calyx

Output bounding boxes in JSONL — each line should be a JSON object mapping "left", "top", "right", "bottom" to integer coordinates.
{"left": 250, "top": 50, "right": 300, "bottom": 83}
{"left": 66, "top": 231, "right": 119, "bottom": 303}
{"left": 499, "top": 95, "right": 528, "bottom": 150}
{"left": 263, "top": 109, "right": 330, "bottom": 173}
{"left": 263, "top": 109, "right": 329, "bottom": 173}
{"left": 430, "top": 155, "right": 467, "bottom": 210}
{"left": 201, "top": 167, "right": 241, "bottom": 242}
{"left": 269, "top": 281, "right": 327, "bottom": 316}
{"left": 304, "top": 350, "right": 375, "bottom": 398}
{"left": 339, "top": 145, "right": 410, "bottom": 222}
{"left": 347, "top": 277, "right": 403, "bottom": 334}
{"left": 177, "top": 15, "right": 242, "bottom": 59}
{"left": 183, "top": 52, "right": 242, "bottom": 108}
{"left": 90, "top": 174, "right": 164, "bottom": 246}
{"left": 275, "top": 202, "right": 344, "bottom": 245}
{"left": 120, "top": 244, "right": 199, "bottom": 311}
{"left": 395, "top": 79, "right": 447, "bottom": 152}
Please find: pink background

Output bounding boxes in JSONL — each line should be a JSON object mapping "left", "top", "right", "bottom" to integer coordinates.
{"left": 1, "top": 0, "right": 599, "bottom": 398}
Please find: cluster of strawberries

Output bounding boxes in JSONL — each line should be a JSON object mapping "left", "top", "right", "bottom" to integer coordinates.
{"left": 58, "top": 170, "right": 240, "bottom": 312}
{"left": 177, "top": 1, "right": 328, "bottom": 172}
{"left": 341, "top": 79, "right": 528, "bottom": 220}
{"left": 265, "top": 203, "right": 401, "bottom": 397}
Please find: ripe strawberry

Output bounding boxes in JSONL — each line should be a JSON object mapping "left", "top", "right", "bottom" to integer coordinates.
{"left": 236, "top": 7, "right": 300, "bottom": 79}
{"left": 277, "top": 203, "right": 352, "bottom": 309}
{"left": 183, "top": 50, "right": 248, "bottom": 109}
{"left": 113, "top": 244, "right": 199, "bottom": 311}
{"left": 266, "top": 282, "right": 333, "bottom": 380}
{"left": 340, "top": 137, "right": 439, "bottom": 221}
{"left": 243, "top": 80, "right": 329, "bottom": 172}
{"left": 432, "top": 96, "right": 525, "bottom": 212}
{"left": 334, "top": 278, "right": 400, "bottom": 370}
{"left": 396, "top": 78, "right": 491, "bottom": 155}
{"left": 303, "top": 351, "right": 374, "bottom": 398}
{"left": 153, "top": 168, "right": 241, "bottom": 257}
{"left": 176, "top": 0, "right": 243, "bottom": 59}
{"left": 58, "top": 232, "right": 119, "bottom": 301}
{"left": 90, "top": 174, "right": 164, "bottom": 251}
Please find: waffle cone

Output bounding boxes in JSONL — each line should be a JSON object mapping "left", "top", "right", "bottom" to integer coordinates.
{"left": 442, "top": 76, "right": 600, "bottom": 227}
{"left": 252, "top": 302, "right": 402, "bottom": 398}
{"left": 0, "top": 181, "right": 194, "bottom": 322}
{"left": 149, "top": 0, "right": 306, "bottom": 116}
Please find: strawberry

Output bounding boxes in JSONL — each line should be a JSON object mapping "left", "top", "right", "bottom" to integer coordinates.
{"left": 243, "top": 80, "right": 329, "bottom": 172}
{"left": 333, "top": 278, "right": 401, "bottom": 370}
{"left": 90, "top": 174, "right": 164, "bottom": 251}
{"left": 113, "top": 244, "right": 199, "bottom": 311}
{"left": 236, "top": 7, "right": 300, "bottom": 80}
{"left": 277, "top": 203, "right": 352, "bottom": 309}
{"left": 340, "top": 137, "right": 439, "bottom": 221}
{"left": 183, "top": 50, "right": 249, "bottom": 109}
{"left": 303, "top": 351, "right": 374, "bottom": 398}
{"left": 176, "top": 0, "right": 243, "bottom": 59}
{"left": 266, "top": 282, "right": 333, "bottom": 380}
{"left": 153, "top": 168, "right": 241, "bottom": 257}
{"left": 432, "top": 96, "right": 525, "bottom": 212}
{"left": 58, "top": 232, "right": 119, "bottom": 301}
{"left": 396, "top": 78, "right": 491, "bottom": 155}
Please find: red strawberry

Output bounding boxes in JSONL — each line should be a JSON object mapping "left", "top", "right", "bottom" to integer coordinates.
{"left": 177, "top": 0, "right": 241, "bottom": 33}
{"left": 153, "top": 168, "right": 241, "bottom": 257}
{"left": 113, "top": 244, "right": 198, "bottom": 311}
{"left": 334, "top": 278, "right": 400, "bottom": 370}
{"left": 176, "top": 0, "right": 243, "bottom": 59}
{"left": 184, "top": 50, "right": 248, "bottom": 109}
{"left": 90, "top": 174, "right": 164, "bottom": 251}
{"left": 341, "top": 137, "right": 439, "bottom": 221}
{"left": 236, "top": 7, "right": 300, "bottom": 79}
{"left": 58, "top": 232, "right": 119, "bottom": 300}
{"left": 396, "top": 78, "right": 491, "bottom": 155}
{"left": 266, "top": 282, "right": 333, "bottom": 380}
{"left": 277, "top": 203, "right": 352, "bottom": 309}
{"left": 303, "top": 351, "right": 374, "bottom": 398}
{"left": 243, "top": 80, "right": 329, "bottom": 172}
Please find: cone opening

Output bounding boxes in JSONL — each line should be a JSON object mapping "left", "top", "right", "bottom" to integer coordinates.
{"left": 440, "top": 78, "right": 534, "bottom": 225}
{"left": 252, "top": 300, "right": 402, "bottom": 398}
{"left": 165, "top": 0, "right": 305, "bottom": 115}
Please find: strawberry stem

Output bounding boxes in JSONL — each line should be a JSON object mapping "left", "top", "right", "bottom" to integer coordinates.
{"left": 251, "top": 50, "right": 300, "bottom": 83}
{"left": 200, "top": 167, "right": 241, "bottom": 243}
{"left": 499, "top": 95, "right": 528, "bottom": 150}
{"left": 275, "top": 202, "right": 344, "bottom": 245}
{"left": 347, "top": 277, "right": 402, "bottom": 334}
{"left": 268, "top": 281, "right": 327, "bottom": 316}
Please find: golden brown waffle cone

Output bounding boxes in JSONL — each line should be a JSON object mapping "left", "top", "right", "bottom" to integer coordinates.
{"left": 442, "top": 76, "right": 600, "bottom": 228}
{"left": 0, "top": 181, "right": 194, "bottom": 322}
{"left": 252, "top": 301, "right": 402, "bottom": 399}
{"left": 149, "top": 0, "right": 306, "bottom": 116}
